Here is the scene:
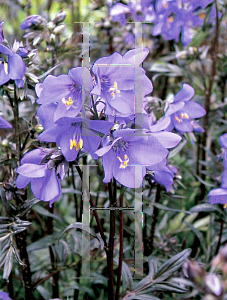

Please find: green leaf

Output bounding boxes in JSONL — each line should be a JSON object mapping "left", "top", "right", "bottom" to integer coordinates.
{"left": 3, "top": 246, "right": 13, "bottom": 280}
{"left": 27, "top": 233, "right": 61, "bottom": 252}
{"left": 126, "top": 294, "right": 161, "bottom": 300}
{"left": 121, "top": 261, "right": 134, "bottom": 292}
{"left": 190, "top": 203, "right": 225, "bottom": 218}
{"left": 148, "top": 257, "right": 158, "bottom": 278}
{"left": 60, "top": 222, "right": 104, "bottom": 250}
{"left": 17, "top": 198, "right": 40, "bottom": 217}
{"left": 33, "top": 205, "right": 63, "bottom": 222}
{"left": 152, "top": 203, "right": 191, "bottom": 214}
{"left": 154, "top": 249, "right": 191, "bottom": 281}
{"left": 11, "top": 243, "right": 26, "bottom": 266}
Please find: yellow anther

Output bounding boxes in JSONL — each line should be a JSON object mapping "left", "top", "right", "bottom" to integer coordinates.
{"left": 70, "top": 138, "right": 83, "bottom": 150}
{"left": 168, "top": 16, "right": 174, "bottom": 23}
{"left": 76, "top": 138, "right": 83, "bottom": 151}
{"left": 117, "top": 155, "right": 129, "bottom": 169}
{"left": 199, "top": 13, "right": 205, "bottom": 19}
{"left": 164, "top": 3, "right": 168, "bottom": 8}
{"left": 109, "top": 82, "right": 120, "bottom": 99}
{"left": 62, "top": 97, "right": 73, "bottom": 107}
{"left": 175, "top": 116, "right": 181, "bottom": 123}
{"left": 4, "top": 62, "right": 8, "bottom": 75}
{"left": 180, "top": 112, "right": 189, "bottom": 119}
{"left": 70, "top": 139, "right": 77, "bottom": 150}
{"left": 0, "top": 61, "right": 2, "bottom": 64}
{"left": 224, "top": 203, "right": 227, "bottom": 209}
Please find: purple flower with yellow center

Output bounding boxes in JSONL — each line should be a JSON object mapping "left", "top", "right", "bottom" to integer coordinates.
{"left": 165, "top": 83, "right": 206, "bottom": 133}
{"left": 91, "top": 48, "right": 153, "bottom": 117}
{"left": 16, "top": 148, "right": 68, "bottom": 206}
{"left": 152, "top": 3, "right": 185, "bottom": 42}
{"left": 37, "top": 67, "right": 93, "bottom": 121}
{"left": 38, "top": 117, "right": 113, "bottom": 162}
{"left": 95, "top": 128, "right": 170, "bottom": 188}
{"left": 0, "top": 116, "right": 12, "bottom": 129}
{"left": 0, "top": 43, "right": 26, "bottom": 88}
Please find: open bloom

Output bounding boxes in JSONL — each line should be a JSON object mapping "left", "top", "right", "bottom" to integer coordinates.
{"left": 38, "top": 117, "right": 113, "bottom": 162}
{"left": 37, "top": 67, "right": 93, "bottom": 121}
{"left": 0, "top": 44, "right": 26, "bottom": 88}
{"left": 95, "top": 128, "right": 170, "bottom": 188}
{"left": 0, "top": 116, "right": 12, "bottom": 128}
{"left": 16, "top": 148, "right": 68, "bottom": 206}
{"left": 165, "top": 83, "right": 206, "bottom": 133}
{"left": 147, "top": 159, "right": 177, "bottom": 191}
{"left": 91, "top": 48, "right": 153, "bottom": 117}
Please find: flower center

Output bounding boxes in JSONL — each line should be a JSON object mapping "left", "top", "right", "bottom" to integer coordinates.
{"left": 168, "top": 12, "right": 176, "bottom": 23}
{"left": 62, "top": 97, "right": 73, "bottom": 107}
{"left": 175, "top": 112, "right": 189, "bottom": 123}
{"left": 163, "top": 3, "right": 168, "bottom": 8}
{"left": 199, "top": 12, "right": 205, "bottom": 19}
{"left": 100, "top": 75, "right": 111, "bottom": 92}
{"left": 109, "top": 82, "right": 120, "bottom": 99}
{"left": 117, "top": 154, "right": 129, "bottom": 169}
{"left": 112, "top": 139, "right": 129, "bottom": 153}
{"left": 70, "top": 138, "right": 83, "bottom": 151}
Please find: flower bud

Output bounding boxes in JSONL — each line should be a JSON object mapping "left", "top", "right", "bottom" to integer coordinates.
{"left": 203, "top": 274, "right": 223, "bottom": 296}
{"left": 35, "top": 124, "right": 43, "bottom": 133}
{"left": 53, "top": 11, "right": 66, "bottom": 24}
{"left": 185, "top": 260, "right": 206, "bottom": 285}
{"left": 20, "top": 15, "right": 44, "bottom": 30}
{"left": 1, "top": 139, "right": 8, "bottom": 147}
{"left": 49, "top": 33, "right": 56, "bottom": 43}
{"left": 53, "top": 24, "right": 66, "bottom": 35}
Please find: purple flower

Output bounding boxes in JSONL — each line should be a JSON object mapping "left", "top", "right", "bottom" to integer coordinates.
{"left": 0, "top": 44, "right": 26, "bottom": 88}
{"left": 95, "top": 128, "right": 169, "bottom": 188}
{"left": 20, "top": 15, "right": 44, "bottom": 30}
{"left": 219, "top": 133, "right": 227, "bottom": 169}
{"left": 0, "top": 116, "right": 12, "bottom": 129}
{"left": 152, "top": 3, "right": 185, "bottom": 42}
{"left": 165, "top": 83, "right": 206, "bottom": 133}
{"left": 147, "top": 159, "right": 177, "bottom": 191}
{"left": 209, "top": 170, "right": 227, "bottom": 208}
{"left": 0, "top": 292, "right": 12, "bottom": 300}
{"left": 91, "top": 48, "right": 153, "bottom": 117}
{"left": 110, "top": 3, "right": 130, "bottom": 26}
{"left": 16, "top": 148, "right": 68, "bottom": 206}
{"left": 38, "top": 117, "right": 113, "bottom": 162}
{"left": 37, "top": 67, "right": 93, "bottom": 121}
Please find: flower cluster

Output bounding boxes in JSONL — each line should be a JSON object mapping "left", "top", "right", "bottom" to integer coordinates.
{"left": 109, "top": 0, "right": 215, "bottom": 46}
{"left": 15, "top": 47, "right": 205, "bottom": 204}
{"left": 208, "top": 134, "right": 227, "bottom": 209}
